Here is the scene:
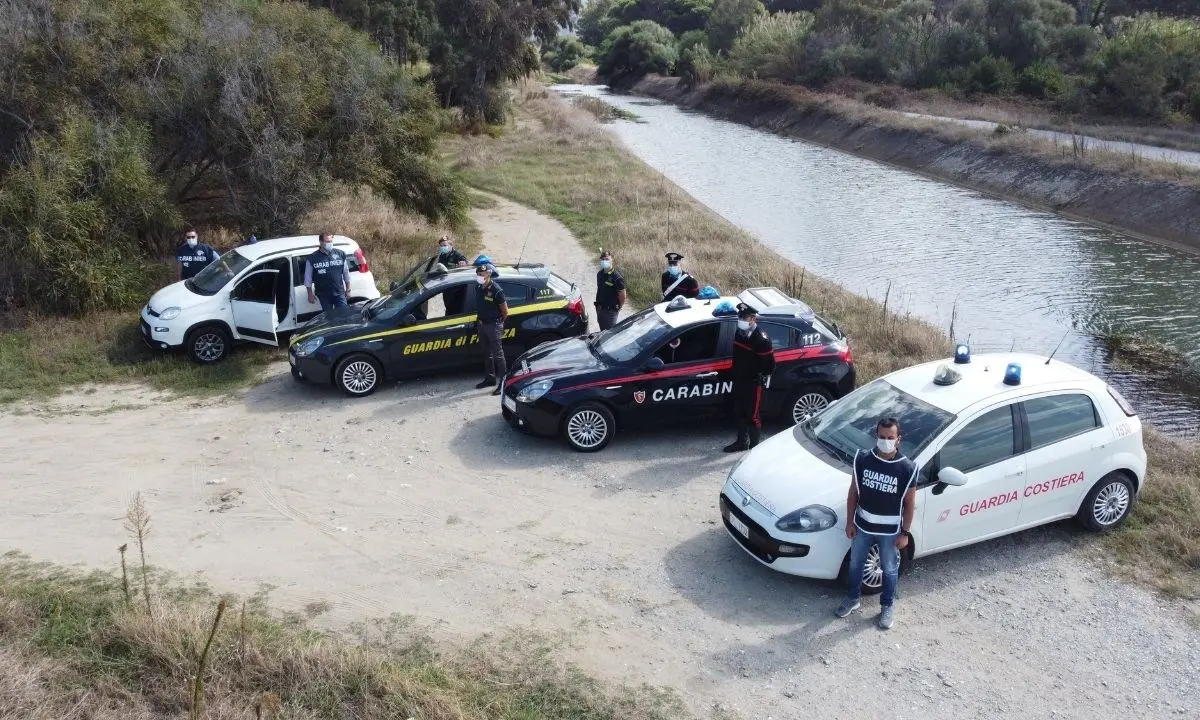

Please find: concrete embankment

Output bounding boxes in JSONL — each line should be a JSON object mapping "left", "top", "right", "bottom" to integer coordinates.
{"left": 629, "top": 76, "right": 1200, "bottom": 254}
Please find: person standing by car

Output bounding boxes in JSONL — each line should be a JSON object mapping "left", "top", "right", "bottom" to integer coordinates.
{"left": 594, "top": 249, "right": 626, "bottom": 331}
{"left": 438, "top": 235, "right": 469, "bottom": 267}
{"left": 661, "top": 252, "right": 700, "bottom": 301}
{"left": 473, "top": 263, "right": 509, "bottom": 395}
{"left": 723, "top": 304, "right": 775, "bottom": 453}
{"left": 835, "top": 417, "right": 918, "bottom": 630}
{"left": 176, "top": 227, "right": 219, "bottom": 281}
{"left": 304, "top": 232, "right": 351, "bottom": 312}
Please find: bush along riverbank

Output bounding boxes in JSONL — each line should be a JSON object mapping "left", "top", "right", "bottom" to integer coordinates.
{"left": 449, "top": 83, "right": 1198, "bottom": 601}
{"left": 628, "top": 75, "right": 1200, "bottom": 254}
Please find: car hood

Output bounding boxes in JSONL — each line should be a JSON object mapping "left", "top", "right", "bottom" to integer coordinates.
{"left": 147, "top": 281, "right": 199, "bottom": 312}
{"left": 728, "top": 425, "right": 853, "bottom": 519}
{"left": 507, "top": 335, "right": 606, "bottom": 386}
{"left": 290, "top": 304, "right": 371, "bottom": 345}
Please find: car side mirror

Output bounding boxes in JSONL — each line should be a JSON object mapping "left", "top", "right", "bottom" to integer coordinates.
{"left": 938, "top": 467, "right": 969, "bottom": 487}
{"left": 400, "top": 314, "right": 417, "bottom": 327}
{"left": 645, "top": 357, "right": 665, "bottom": 372}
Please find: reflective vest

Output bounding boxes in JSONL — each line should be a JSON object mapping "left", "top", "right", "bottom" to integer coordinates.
{"left": 852, "top": 449, "right": 917, "bottom": 535}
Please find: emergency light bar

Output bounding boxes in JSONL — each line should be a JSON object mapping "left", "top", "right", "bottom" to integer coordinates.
{"left": 1004, "top": 363, "right": 1022, "bottom": 385}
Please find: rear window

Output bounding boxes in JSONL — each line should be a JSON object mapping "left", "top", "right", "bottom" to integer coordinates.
{"left": 758, "top": 321, "right": 794, "bottom": 349}
{"left": 545, "top": 273, "right": 575, "bottom": 298}
{"left": 497, "top": 280, "right": 531, "bottom": 306}
{"left": 1024, "top": 394, "right": 1101, "bottom": 449}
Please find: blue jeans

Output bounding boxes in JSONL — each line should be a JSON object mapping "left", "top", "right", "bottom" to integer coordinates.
{"left": 315, "top": 290, "right": 347, "bottom": 313}
{"left": 846, "top": 528, "right": 901, "bottom": 608}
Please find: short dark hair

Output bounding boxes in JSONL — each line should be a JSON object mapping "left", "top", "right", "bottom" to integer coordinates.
{"left": 877, "top": 417, "right": 901, "bottom": 433}
{"left": 184, "top": 226, "right": 196, "bottom": 234}
{"left": 318, "top": 231, "right": 333, "bottom": 242}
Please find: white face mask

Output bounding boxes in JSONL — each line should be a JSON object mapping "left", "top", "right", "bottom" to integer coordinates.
{"left": 320, "top": 242, "right": 332, "bottom": 252}
{"left": 737, "top": 320, "right": 751, "bottom": 332}
{"left": 475, "top": 275, "right": 487, "bottom": 285}
{"left": 599, "top": 260, "right": 612, "bottom": 271}
{"left": 186, "top": 237, "right": 198, "bottom": 247}
{"left": 876, "top": 437, "right": 897, "bottom": 454}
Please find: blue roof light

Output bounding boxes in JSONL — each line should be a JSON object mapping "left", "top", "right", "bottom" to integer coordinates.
{"left": 1003, "top": 363, "right": 1022, "bottom": 386}
{"left": 712, "top": 300, "right": 737, "bottom": 317}
{"left": 954, "top": 344, "right": 971, "bottom": 364}
{"left": 697, "top": 285, "right": 720, "bottom": 300}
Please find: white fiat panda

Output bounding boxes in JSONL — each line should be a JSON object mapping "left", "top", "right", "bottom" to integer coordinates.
{"left": 719, "top": 349, "right": 1147, "bottom": 593}
{"left": 139, "top": 235, "right": 380, "bottom": 363}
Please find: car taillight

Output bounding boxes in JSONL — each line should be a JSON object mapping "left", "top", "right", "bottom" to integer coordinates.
{"left": 567, "top": 296, "right": 584, "bottom": 315}
{"left": 835, "top": 339, "right": 853, "bottom": 364}
{"left": 355, "top": 249, "right": 368, "bottom": 273}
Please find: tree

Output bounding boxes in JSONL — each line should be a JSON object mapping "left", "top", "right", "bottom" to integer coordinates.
{"left": 428, "top": 0, "right": 581, "bottom": 124}
{"left": 596, "top": 20, "right": 679, "bottom": 82}
{"left": 612, "top": 0, "right": 716, "bottom": 35}
{"left": 543, "top": 34, "right": 588, "bottom": 70}
{"left": 308, "top": 0, "right": 437, "bottom": 62}
{"left": 707, "top": 0, "right": 767, "bottom": 53}
{"left": 578, "top": 0, "right": 621, "bottom": 45}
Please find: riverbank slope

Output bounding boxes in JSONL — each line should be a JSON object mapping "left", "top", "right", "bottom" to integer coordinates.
{"left": 629, "top": 75, "right": 1200, "bottom": 254}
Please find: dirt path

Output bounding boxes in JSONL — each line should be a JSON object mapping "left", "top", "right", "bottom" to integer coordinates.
{"left": 2, "top": 196, "right": 1196, "bottom": 720}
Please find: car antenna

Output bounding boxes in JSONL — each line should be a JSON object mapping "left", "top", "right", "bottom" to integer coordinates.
{"left": 666, "top": 192, "right": 672, "bottom": 245}
{"left": 515, "top": 228, "right": 530, "bottom": 268}
{"left": 1045, "top": 329, "right": 1070, "bottom": 364}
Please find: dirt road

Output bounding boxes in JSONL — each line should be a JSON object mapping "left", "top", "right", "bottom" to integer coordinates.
{"left": 2, "top": 196, "right": 1196, "bottom": 719}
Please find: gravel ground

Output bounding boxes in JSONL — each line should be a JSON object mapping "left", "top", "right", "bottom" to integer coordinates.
{"left": 1, "top": 196, "right": 1196, "bottom": 719}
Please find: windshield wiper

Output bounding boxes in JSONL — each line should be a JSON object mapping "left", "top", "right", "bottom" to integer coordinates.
{"left": 805, "top": 422, "right": 853, "bottom": 464}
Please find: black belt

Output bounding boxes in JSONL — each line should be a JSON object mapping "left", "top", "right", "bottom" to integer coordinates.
{"left": 596, "top": 305, "right": 620, "bottom": 311}
{"left": 478, "top": 317, "right": 503, "bottom": 324}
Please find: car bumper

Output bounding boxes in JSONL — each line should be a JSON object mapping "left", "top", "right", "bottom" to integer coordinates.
{"left": 499, "top": 385, "right": 562, "bottom": 436}
{"left": 719, "top": 479, "right": 847, "bottom": 580}
{"left": 139, "top": 307, "right": 186, "bottom": 350}
{"left": 289, "top": 349, "right": 335, "bottom": 385}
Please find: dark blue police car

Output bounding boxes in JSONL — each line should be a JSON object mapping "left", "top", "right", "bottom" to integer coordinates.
{"left": 500, "top": 288, "right": 856, "bottom": 451}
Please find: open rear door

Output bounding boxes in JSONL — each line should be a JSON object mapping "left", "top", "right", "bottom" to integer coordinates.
{"left": 230, "top": 269, "right": 280, "bottom": 346}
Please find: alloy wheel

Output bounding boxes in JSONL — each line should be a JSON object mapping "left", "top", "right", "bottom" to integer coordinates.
{"left": 862, "top": 543, "right": 884, "bottom": 590}
{"left": 567, "top": 409, "right": 608, "bottom": 449}
{"left": 792, "top": 392, "right": 830, "bottom": 424}
{"left": 1092, "top": 481, "right": 1131, "bottom": 526}
{"left": 194, "top": 333, "right": 225, "bottom": 362}
{"left": 341, "top": 361, "right": 377, "bottom": 395}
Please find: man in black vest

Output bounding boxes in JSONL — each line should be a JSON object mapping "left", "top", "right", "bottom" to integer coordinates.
{"left": 723, "top": 304, "right": 775, "bottom": 453}
{"left": 473, "top": 263, "right": 509, "bottom": 395}
{"left": 594, "top": 249, "right": 626, "bottom": 331}
{"left": 176, "top": 227, "right": 219, "bottom": 281}
{"left": 303, "top": 232, "right": 351, "bottom": 312}
{"left": 661, "top": 252, "right": 700, "bottom": 301}
{"left": 836, "top": 417, "right": 918, "bottom": 630}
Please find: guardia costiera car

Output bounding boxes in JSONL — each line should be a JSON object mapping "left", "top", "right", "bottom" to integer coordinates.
{"left": 719, "top": 347, "right": 1147, "bottom": 594}
{"left": 500, "top": 287, "right": 856, "bottom": 451}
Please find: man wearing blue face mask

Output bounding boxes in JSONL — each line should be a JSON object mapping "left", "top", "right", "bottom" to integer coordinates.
{"left": 723, "top": 304, "right": 774, "bottom": 453}
{"left": 594, "top": 249, "right": 626, "bottom": 331}
{"left": 836, "top": 417, "right": 918, "bottom": 630}
{"left": 661, "top": 252, "right": 700, "bottom": 301}
{"left": 437, "top": 235, "right": 468, "bottom": 267}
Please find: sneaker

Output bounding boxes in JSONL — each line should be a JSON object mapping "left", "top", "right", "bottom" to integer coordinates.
{"left": 834, "top": 598, "right": 860, "bottom": 618}
{"left": 878, "top": 605, "right": 895, "bottom": 630}
{"left": 475, "top": 376, "right": 496, "bottom": 389}
{"left": 722, "top": 440, "right": 749, "bottom": 453}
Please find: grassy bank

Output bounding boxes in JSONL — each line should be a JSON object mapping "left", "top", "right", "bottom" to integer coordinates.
{"left": 446, "top": 84, "right": 1198, "bottom": 600}
{"left": 0, "top": 188, "right": 479, "bottom": 406}
{"left": 0, "top": 553, "right": 680, "bottom": 719}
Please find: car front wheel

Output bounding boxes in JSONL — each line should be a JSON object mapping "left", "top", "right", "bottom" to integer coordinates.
{"left": 561, "top": 402, "right": 614, "bottom": 452}
{"left": 1077, "top": 472, "right": 1135, "bottom": 532}
{"left": 335, "top": 354, "right": 382, "bottom": 397}
{"left": 838, "top": 536, "right": 913, "bottom": 596}
{"left": 186, "top": 324, "right": 231, "bottom": 364}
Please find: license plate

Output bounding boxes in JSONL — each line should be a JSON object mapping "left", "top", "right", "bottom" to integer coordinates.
{"left": 502, "top": 395, "right": 516, "bottom": 413}
{"left": 728, "top": 513, "right": 750, "bottom": 538}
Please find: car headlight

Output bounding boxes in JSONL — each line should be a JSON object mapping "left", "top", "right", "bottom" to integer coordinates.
{"left": 293, "top": 336, "right": 324, "bottom": 357}
{"left": 158, "top": 306, "right": 181, "bottom": 321}
{"left": 516, "top": 379, "right": 553, "bottom": 403}
{"left": 775, "top": 505, "right": 838, "bottom": 533}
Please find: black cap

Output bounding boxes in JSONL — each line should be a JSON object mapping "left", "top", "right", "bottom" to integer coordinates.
{"left": 599, "top": 248, "right": 611, "bottom": 259}
{"left": 665, "top": 252, "right": 683, "bottom": 264}
{"left": 736, "top": 303, "right": 758, "bottom": 320}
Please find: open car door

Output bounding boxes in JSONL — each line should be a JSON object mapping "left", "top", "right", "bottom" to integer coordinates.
{"left": 230, "top": 269, "right": 281, "bottom": 346}
{"left": 390, "top": 254, "right": 448, "bottom": 291}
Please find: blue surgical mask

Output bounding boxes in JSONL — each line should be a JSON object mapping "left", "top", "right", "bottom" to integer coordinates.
{"left": 667, "top": 266, "right": 681, "bottom": 278}
{"left": 439, "top": 245, "right": 450, "bottom": 254}
{"left": 600, "top": 259, "right": 612, "bottom": 271}
{"left": 320, "top": 242, "right": 332, "bottom": 252}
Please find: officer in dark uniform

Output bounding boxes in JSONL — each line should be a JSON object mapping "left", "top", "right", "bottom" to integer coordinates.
{"left": 176, "top": 227, "right": 219, "bottom": 281}
{"left": 303, "top": 232, "right": 351, "bottom": 312}
{"left": 473, "top": 263, "right": 509, "bottom": 395}
{"left": 594, "top": 249, "right": 626, "bottom": 331}
{"left": 723, "top": 304, "right": 775, "bottom": 453}
{"left": 661, "top": 252, "right": 700, "bottom": 301}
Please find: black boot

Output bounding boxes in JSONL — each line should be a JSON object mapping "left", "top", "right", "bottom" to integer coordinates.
{"left": 475, "top": 375, "right": 496, "bottom": 389}
{"left": 748, "top": 426, "right": 762, "bottom": 449}
{"left": 490, "top": 384, "right": 502, "bottom": 396}
{"left": 723, "top": 433, "right": 749, "bottom": 453}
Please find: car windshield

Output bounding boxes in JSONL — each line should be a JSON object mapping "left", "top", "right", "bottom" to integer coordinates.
{"left": 800, "top": 378, "right": 955, "bottom": 463}
{"left": 594, "top": 309, "right": 671, "bottom": 364}
{"left": 366, "top": 277, "right": 424, "bottom": 321}
{"left": 186, "top": 249, "right": 253, "bottom": 296}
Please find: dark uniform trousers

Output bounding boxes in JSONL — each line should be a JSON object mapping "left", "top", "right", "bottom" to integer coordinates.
{"left": 597, "top": 308, "right": 619, "bottom": 331}
{"left": 730, "top": 328, "right": 776, "bottom": 447}
{"left": 478, "top": 320, "right": 506, "bottom": 378}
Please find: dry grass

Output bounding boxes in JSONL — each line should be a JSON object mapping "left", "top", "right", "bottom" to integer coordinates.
{"left": 0, "top": 553, "right": 682, "bottom": 720}
{"left": 447, "top": 84, "right": 952, "bottom": 383}
{"left": 447, "top": 83, "right": 1199, "bottom": 599}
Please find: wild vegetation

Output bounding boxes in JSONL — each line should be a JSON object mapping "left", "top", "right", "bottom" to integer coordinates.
{"left": 581, "top": 0, "right": 1200, "bottom": 126}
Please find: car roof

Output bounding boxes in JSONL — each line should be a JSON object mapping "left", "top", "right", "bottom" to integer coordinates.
{"left": 235, "top": 235, "right": 361, "bottom": 261}
{"left": 885, "top": 353, "right": 1107, "bottom": 415}
{"left": 421, "top": 264, "right": 558, "bottom": 289}
{"left": 654, "top": 287, "right": 816, "bottom": 328}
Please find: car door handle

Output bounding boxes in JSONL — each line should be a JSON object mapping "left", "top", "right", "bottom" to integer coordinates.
{"left": 1005, "top": 470, "right": 1025, "bottom": 478}
{"left": 1091, "top": 442, "right": 1107, "bottom": 450}
{"left": 445, "top": 324, "right": 467, "bottom": 331}
{"left": 695, "top": 371, "right": 719, "bottom": 378}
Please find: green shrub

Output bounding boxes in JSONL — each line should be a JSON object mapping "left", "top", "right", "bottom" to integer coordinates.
{"left": 949, "top": 54, "right": 1017, "bottom": 96}
{"left": 578, "top": 0, "right": 622, "bottom": 46}
{"left": 728, "top": 11, "right": 814, "bottom": 81}
{"left": 1018, "top": 61, "right": 1068, "bottom": 98}
{"left": 542, "top": 35, "right": 588, "bottom": 71}
{"left": 596, "top": 20, "right": 679, "bottom": 83}
{"left": 612, "top": 0, "right": 716, "bottom": 36}
{"left": 706, "top": 0, "right": 766, "bottom": 53}
{"left": 679, "top": 43, "right": 718, "bottom": 84}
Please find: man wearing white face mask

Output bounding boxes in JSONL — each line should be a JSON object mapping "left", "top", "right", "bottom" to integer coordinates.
{"left": 303, "top": 232, "right": 351, "bottom": 312}
{"left": 594, "top": 249, "right": 626, "bottom": 331}
{"left": 836, "top": 417, "right": 918, "bottom": 630}
{"left": 723, "top": 304, "right": 775, "bottom": 453}
{"left": 176, "top": 227, "right": 218, "bottom": 281}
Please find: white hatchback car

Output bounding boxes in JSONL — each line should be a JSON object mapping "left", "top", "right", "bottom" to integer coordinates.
{"left": 140, "top": 235, "right": 380, "bottom": 363}
{"left": 719, "top": 350, "right": 1146, "bottom": 593}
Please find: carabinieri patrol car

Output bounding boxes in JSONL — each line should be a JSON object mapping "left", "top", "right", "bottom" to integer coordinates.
{"left": 500, "top": 288, "right": 856, "bottom": 451}
{"left": 288, "top": 263, "right": 588, "bottom": 396}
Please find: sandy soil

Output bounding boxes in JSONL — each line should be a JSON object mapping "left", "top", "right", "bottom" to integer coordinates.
{"left": 2, "top": 196, "right": 1196, "bottom": 720}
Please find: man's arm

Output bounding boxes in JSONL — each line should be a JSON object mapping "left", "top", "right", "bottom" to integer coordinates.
{"left": 304, "top": 260, "right": 316, "bottom": 303}
{"left": 897, "top": 485, "right": 917, "bottom": 549}
{"left": 498, "top": 300, "right": 509, "bottom": 321}
{"left": 615, "top": 274, "right": 627, "bottom": 307}
{"left": 341, "top": 257, "right": 351, "bottom": 293}
{"left": 845, "top": 482, "right": 858, "bottom": 540}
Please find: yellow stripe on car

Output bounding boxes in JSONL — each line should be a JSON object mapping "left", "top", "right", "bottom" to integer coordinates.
{"left": 290, "top": 324, "right": 360, "bottom": 346}
{"left": 325, "top": 298, "right": 569, "bottom": 348}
